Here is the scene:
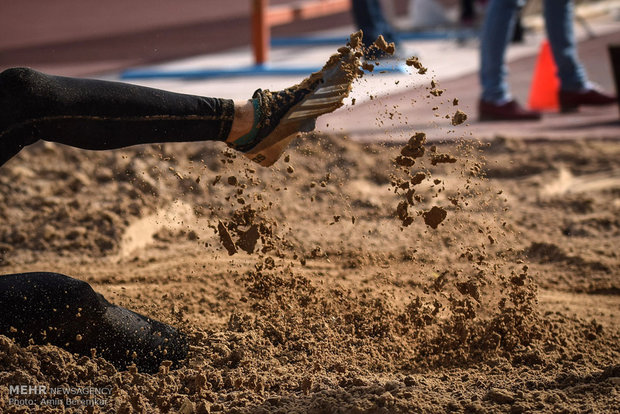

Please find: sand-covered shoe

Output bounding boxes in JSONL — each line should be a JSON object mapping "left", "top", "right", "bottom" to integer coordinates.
{"left": 228, "top": 45, "right": 361, "bottom": 167}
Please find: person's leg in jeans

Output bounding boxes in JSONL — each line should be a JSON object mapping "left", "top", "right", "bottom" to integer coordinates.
{"left": 544, "top": 0, "right": 617, "bottom": 112}
{"left": 544, "top": 0, "right": 616, "bottom": 111}
{"left": 351, "top": 0, "right": 401, "bottom": 53}
{"left": 479, "top": 0, "right": 522, "bottom": 103}
{"left": 478, "top": 0, "right": 541, "bottom": 120}
{"left": 0, "top": 46, "right": 359, "bottom": 168}
{"left": 544, "top": 0, "right": 586, "bottom": 92}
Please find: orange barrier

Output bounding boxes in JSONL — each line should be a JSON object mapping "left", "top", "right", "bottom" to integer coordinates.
{"left": 528, "top": 40, "right": 560, "bottom": 111}
{"left": 252, "top": 0, "right": 351, "bottom": 65}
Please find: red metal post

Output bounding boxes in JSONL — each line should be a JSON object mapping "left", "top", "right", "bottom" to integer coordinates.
{"left": 252, "top": 0, "right": 269, "bottom": 65}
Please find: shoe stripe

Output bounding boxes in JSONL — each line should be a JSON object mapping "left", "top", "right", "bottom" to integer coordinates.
{"left": 287, "top": 108, "right": 332, "bottom": 120}
{"left": 314, "top": 84, "right": 349, "bottom": 95}
{"left": 300, "top": 95, "right": 343, "bottom": 107}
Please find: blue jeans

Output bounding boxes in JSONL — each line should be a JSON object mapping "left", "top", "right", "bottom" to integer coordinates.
{"left": 480, "top": 0, "right": 588, "bottom": 102}
{"left": 351, "top": 0, "right": 400, "bottom": 49}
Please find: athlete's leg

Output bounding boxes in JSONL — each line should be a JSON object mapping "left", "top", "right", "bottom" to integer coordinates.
{"left": 0, "top": 67, "right": 235, "bottom": 166}
{"left": 0, "top": 45, "right": 359, "bottom": 167}
{"left": 0, "top": 272, "right": 188, "bottom": 373}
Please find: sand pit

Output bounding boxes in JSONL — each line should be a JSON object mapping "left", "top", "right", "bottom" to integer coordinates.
{"left": 1, "top": 42, "right": 619, "bottom": 413}
{"left": 1, "top": 133, "right": 618, "bottom": 413}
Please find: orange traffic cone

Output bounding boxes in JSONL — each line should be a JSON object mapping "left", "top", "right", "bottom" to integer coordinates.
{"left": 528, "top": 40, "right": 560, "bottom": 111}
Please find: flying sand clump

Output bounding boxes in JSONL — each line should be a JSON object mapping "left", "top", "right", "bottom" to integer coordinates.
{"left": 212, "top": 31, "right": 464, "bottom": 248}
{"left": 343, "top": 33, "right": 464, "bottom": 230}
{"left": 391, "top": 131, "right": 460, "bottom": 229}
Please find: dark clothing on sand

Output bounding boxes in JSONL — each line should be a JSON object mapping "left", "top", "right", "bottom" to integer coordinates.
{"left": 0, "top": 272, "right": 187, "bottom": 373}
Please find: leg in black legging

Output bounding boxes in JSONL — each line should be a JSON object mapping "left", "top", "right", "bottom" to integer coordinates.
{"left": 0, "top": 272, "right": 188, "bottom": 373}
{"left": 0, "top": 67, "right": 234, "bottom": 166}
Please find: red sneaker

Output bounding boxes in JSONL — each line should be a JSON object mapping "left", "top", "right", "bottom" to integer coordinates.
{"left": 559, "top": 88, "right": 617, "bottom": 113}
{"left": 479, "top": 99, "right": 541, "bottom": 121}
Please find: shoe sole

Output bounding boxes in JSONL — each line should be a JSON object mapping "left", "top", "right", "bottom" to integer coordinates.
{"left": 244, "top": 50, "right": 358, "bottom": 166}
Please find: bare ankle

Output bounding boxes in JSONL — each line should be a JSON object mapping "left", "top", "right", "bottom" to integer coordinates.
{"left": 226, "top": 100, "right": 256, "bottom": 143}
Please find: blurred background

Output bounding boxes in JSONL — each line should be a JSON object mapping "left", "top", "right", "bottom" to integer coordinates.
{"left": 3, "top": 0, "right": 614, "bottom": 76}
{"left": 1, "top": 0, "right": 619, "bottom": 141}
{"left": 0, "top": 0, "right": 366, "bottom": 76}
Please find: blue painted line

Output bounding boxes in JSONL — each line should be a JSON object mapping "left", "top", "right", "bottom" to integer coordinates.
{"left": 121, "top": 64, "right": 323, "bottom": 80}
{"left": 399, "top": 29, "right": 479, "bottom": 41}
{"left": 121, "top": 62, "right": 410, "bottom": 80}
{"left": 270, "top": 29, "right": 479, "bottom": 47}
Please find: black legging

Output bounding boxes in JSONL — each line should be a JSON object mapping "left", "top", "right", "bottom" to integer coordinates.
{"left": 0, "top": 67, "right": 235, "bottom": 166}
{"left": 0, "top": 272, "right": 188, "bottom": 373}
